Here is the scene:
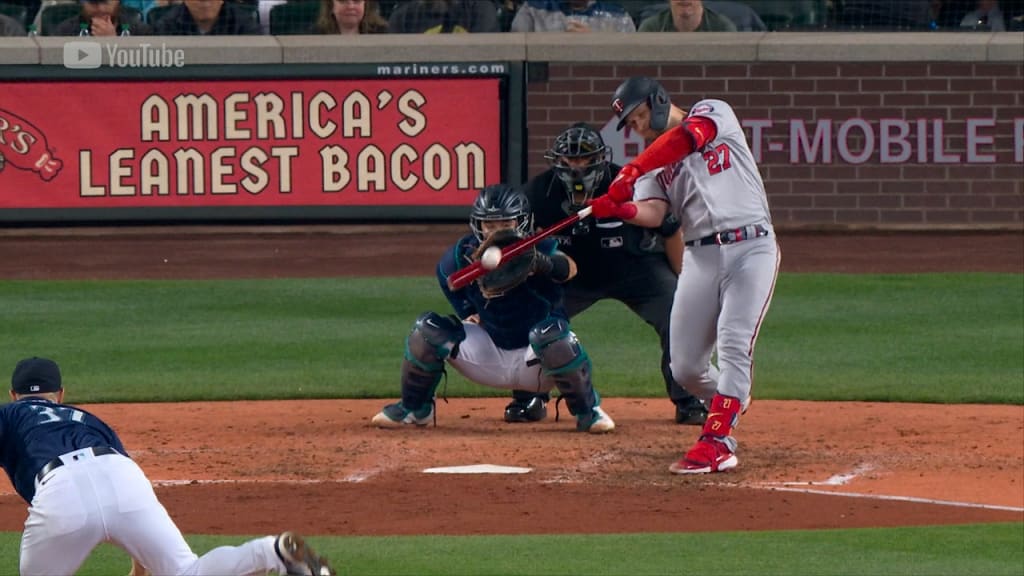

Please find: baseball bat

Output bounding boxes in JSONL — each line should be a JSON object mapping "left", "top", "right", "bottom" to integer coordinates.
{"left": 446, "top": 205, "right": 593, "bottom": 291}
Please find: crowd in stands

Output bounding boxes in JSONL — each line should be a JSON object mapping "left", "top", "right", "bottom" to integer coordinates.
{"left": 1, "top": 0, "right": 1022, "bottom": 36}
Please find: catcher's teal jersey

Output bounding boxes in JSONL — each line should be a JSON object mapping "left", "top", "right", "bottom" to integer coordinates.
{"left": 438, "top": 233, "right": 567, "bottom": 350}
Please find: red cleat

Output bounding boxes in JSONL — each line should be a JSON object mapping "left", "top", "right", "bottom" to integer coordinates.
{"left": 669, "top": 435, "right": 738, "bottom": 475}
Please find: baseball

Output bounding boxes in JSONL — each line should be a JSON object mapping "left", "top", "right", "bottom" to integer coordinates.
{"left": 481, "top": 246, "right": 502, "bottom": 270}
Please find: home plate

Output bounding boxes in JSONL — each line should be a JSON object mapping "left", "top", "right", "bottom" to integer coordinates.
{"left": 422, "top": 464, "right": 533, "bottom": 474}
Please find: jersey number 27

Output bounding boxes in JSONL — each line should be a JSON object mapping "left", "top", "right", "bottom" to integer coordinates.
{"left": 703, "top": 144, "right": 733, "bottom": 175}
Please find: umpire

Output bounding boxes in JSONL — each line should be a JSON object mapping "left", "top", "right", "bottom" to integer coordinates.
{"left": 504, "top": 122, "right": 708, "bottom": 425}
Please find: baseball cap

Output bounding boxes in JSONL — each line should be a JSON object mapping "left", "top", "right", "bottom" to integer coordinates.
{"left": 11, "top": 357, "right": 63, "bottom": 395}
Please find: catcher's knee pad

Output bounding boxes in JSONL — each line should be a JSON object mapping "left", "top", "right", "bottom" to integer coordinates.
{"left": 402, "top": 312, "right": 466, "bottom": 408}
{"left": 528, "top": 317, "right": 596, "bottom": 416}
{"left": 406, "top": 312, "right": 466, "bottom": 370}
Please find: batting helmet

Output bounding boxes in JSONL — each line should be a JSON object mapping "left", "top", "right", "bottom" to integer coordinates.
{"left": 544, "top": 123, "right": 611, "bottom": 207}
{"left": 610, "top": 77, "right": 672, "bottom": 132}
{"left": 470, "top": 184, "right": 533, "bottom": 241}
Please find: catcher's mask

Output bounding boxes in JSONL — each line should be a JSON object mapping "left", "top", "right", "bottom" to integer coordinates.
{"left": 544, "top": 123, "right": 610, "bottom": 208}
{"left": 470, "top": 184, "right": 533, "bottom": 242}
{"left": 611, "top": 76, "right": 671, "bottom": 132}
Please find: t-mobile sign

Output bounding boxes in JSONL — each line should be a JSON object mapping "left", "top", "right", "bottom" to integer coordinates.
{"left": 601, "top": 116, "right": 1024, "bottom": 165}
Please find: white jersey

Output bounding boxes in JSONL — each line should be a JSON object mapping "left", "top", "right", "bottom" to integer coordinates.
{"left": 634, "top": 99, "right": 772, "bottom": 242}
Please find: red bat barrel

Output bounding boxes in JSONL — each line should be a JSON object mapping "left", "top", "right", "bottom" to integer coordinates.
{"left": 446, "top": 205, "right": 593, "bottom": 291}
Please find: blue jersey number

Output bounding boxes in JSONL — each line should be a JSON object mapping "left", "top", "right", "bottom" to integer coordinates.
{"left": 31, "top": 405, "right": 86, "bottom": 424}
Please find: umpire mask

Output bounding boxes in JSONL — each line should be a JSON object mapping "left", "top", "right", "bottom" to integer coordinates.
{"left": 546, "top": 123, "right": 610, "bottom": 209}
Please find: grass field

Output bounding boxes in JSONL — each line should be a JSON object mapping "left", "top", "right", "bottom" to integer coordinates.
{"left": 0, "top": 273, "right": 1021, "bottom": 575}
{"left": 1, "top": 523, "right": 1021, "bottom": 575}
{"left": 0, "top": 274, "right": 1021, "bottom": 403}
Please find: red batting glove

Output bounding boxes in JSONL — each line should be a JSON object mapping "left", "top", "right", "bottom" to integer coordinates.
{"left": 589, "top": 196, "right": 638, "bottom": 220}
{"left": 606, "top": 163, "right": 643, "bottom": 203}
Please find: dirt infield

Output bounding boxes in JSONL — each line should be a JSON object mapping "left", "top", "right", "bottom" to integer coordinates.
{"left": 0, "top": 226, "right": 1021, "bottom": 537}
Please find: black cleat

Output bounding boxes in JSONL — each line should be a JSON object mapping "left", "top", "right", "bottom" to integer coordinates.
{"left": 675, "top": 398, "right": 708, "bottom": 425}
{"left": 275, "top": 531, "right": 335, "bottom": 576}
{"left": 504, "top": 396, "right": 548, "bottom": 423}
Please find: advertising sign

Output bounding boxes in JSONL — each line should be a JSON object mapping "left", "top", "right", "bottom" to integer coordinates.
{"left": 0, "top": 78, "right": 502, "bottom": 212}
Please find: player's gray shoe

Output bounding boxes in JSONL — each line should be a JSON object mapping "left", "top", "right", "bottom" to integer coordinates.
{"left": 275, "top": 531, "right": 335, "bottom": 576}
{"left": 371, "top": 401, "right": 434, "bottom": 427}
{"left": 577, "top": 406, "right": 615, "bottom": 434}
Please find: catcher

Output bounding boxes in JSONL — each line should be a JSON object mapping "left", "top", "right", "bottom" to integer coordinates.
{"left": 371, "top": 184, "right": 615, "bottom": 433}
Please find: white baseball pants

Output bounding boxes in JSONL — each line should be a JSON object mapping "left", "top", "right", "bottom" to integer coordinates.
{"left": 21, "top": 448, "right": 288, "bottom": 576}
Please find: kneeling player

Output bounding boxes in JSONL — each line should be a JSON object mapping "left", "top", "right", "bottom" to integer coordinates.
{"left": 371, "top": 184, "right": 614, "bottom": 434}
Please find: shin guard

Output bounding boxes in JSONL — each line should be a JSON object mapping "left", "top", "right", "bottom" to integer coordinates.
{"left": 529, "top": 318, "right": 596, "bottom": 417}
{"left": 401, "top": 312, "right": 466, "bottom": 410}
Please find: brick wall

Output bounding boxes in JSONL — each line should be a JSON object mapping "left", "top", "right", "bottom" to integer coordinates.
{"left": 526, "top": 62, "right": 1024, "bottom": 229}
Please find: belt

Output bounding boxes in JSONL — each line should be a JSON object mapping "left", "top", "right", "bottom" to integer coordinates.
{"left": 36, "top": 446, "right": 120, "bottom": 484}
{"left": 685, "top": 224, "right": 771, "bottom": 247}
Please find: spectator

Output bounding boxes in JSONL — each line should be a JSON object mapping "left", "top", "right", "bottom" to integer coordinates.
{"left": 497, "top": 0, "right": 523, "bottom": 30}
{"left": 4, "top": 0, "right": 39, "bottom": 32}
{"left": 121, "top": 0, "right": 161, "bottom": 18}
{"left": 704, "top": 0, "right": 765, "bottom": 30}
{"left": 510, "top": 0, "right": 636, "bottom": 32}
{"left": 638, "top": 0, "right": 737, "bottom": 31}
{"left": 0, "top": 13, "right": 25, "bottom": 35}
{"left": 960, "top": 0, "right": 1006, "bottom": 29}
{"left": 152, "top": 0, "right": 261, "bottom": 34}
{"left": 258, "top": 0, "right": 287, "bottom": 34}
{"left": 837, "top": 0, "right": 933, "bottom": 29}
{"left": 388, "top": 0, "right": 499, "bottom": 33}
{"left": 54, "top": 0, "right": 150, "bottom": 36}
{"left": 315, "top": 0, "right": 388, "bottom": 33}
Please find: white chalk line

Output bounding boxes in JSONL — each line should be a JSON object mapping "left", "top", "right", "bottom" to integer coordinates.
{"left": 151, "top": 478, "right": 348, "bottom": 487}
{"left": 10, "top": 459, "right": 1020, "bottom": 513}
{"left": 756, "top": 463, "right": 876, "bottom": 487}
{"left": 741, "top": 484, "right": 1024, "bottom": 513}
{"left": 342, "top": 470, "right": 379, "bottom": 483}
{"left": 717, "top": 463, "right": 1023, "bottom": 513}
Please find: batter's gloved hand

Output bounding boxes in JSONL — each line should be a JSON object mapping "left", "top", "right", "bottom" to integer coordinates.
{"left": 606, "top": 163, "right": 642, "bottom": 203}
{"left": 589, "top": 195, "right": 638, "bottom": 220}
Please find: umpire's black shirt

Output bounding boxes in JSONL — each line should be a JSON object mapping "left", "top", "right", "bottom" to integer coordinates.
{"left": 525, "top": 163, "right": 680, "bottom": 290}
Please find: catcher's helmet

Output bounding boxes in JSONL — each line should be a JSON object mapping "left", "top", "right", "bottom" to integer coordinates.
{"left": 611, "top": 76, "right": 671, "bottom": 132}
{"left": 544, "top": 123, "right": 610, "bottom": 207}
{"left": 470, "top": 184, "right": 533, "bottom": 241}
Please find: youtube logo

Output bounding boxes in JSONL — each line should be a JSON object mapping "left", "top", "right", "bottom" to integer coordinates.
{"left": 63, "top": 41, "right": 101, "bottom": 69}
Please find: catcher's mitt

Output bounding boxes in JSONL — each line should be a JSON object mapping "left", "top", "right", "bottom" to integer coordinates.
{"left": 474, "top": 228, "right": 536, "bottom": 298}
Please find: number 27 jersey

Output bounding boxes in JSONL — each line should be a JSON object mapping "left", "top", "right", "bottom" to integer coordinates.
{"left": 634, "top": 99, "right": 773, "bottom": 242}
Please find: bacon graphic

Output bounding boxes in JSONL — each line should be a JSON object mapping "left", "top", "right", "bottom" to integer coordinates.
{"left": 0, "top": 108, "right": 63, "bottom": 181}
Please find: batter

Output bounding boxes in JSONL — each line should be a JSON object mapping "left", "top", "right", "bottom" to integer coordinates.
{"left": 592, "top": 77, "right": 781, "bottom": 474}
{"left": 505, "top": 122, "right": 709, "bottom": 427}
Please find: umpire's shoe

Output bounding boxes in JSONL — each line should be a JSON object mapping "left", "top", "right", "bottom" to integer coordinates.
{"left": 276, "top": 531, "right": 335, "bottom": 576}
{"left": 504, "top": 394, "right": 548, "bottom": 423}
{"left": 675, "top": 397, "right": 709, "bottom": 426}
